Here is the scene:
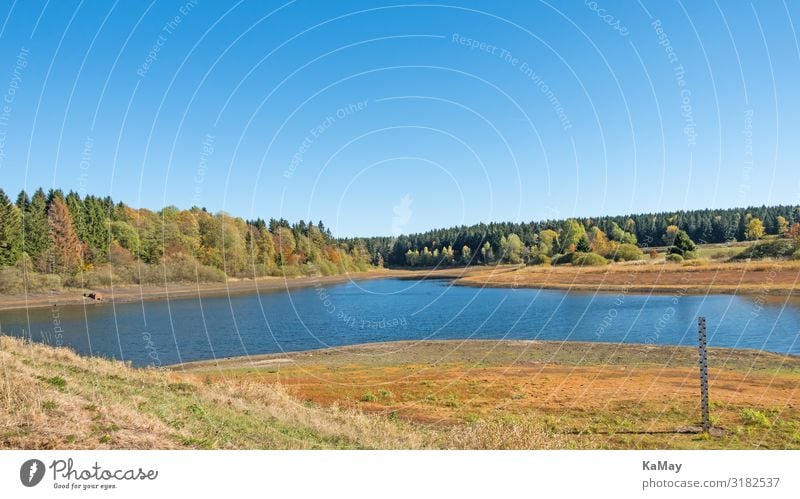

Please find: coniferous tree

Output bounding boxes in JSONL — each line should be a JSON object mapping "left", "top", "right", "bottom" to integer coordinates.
{"left": 0, "top": 188, "right": 23, "bottom": 265}
{"left": 23, "top": 188, "right": 52, "bottom": 267}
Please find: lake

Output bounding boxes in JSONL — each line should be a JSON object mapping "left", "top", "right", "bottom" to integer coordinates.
{"left": 1, "top": 278, "right": 798, "bottom": 366}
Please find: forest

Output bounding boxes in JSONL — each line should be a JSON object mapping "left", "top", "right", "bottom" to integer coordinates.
{"left": 355, "top": 204, "right": 800, "bottom": 267}
{"left": 0, "top": 187, "right": 372, "bottom": 293}
{"left": 1, "top": 186, "right": 799, "bottom": 293}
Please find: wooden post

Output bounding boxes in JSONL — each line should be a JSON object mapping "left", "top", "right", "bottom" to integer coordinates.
{"left": 698, "top": 316, "right": 711, "bottom": 431}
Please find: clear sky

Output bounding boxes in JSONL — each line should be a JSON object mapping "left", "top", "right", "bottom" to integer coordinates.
{"left": 0, "top": 1, "right": 798, "bottom": 237}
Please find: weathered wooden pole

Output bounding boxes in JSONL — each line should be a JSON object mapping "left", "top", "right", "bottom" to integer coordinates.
{"left": 698, "top": 316, "right": 711, "bottom": 431}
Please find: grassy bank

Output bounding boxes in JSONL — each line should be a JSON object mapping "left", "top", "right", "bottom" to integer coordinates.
{"left": 3, "top": 335, "right": 798, "bottom": 449}
{"left": 0, "top": 336, "right": 562, "bottom": 449}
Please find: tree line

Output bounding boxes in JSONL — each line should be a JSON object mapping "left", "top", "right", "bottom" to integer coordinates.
{"left": 353, "top": 204, "right": 800, "bottom": 267}
{"left": 0, "top": 187, "right": 372, "bottom": 292}
{"left": 2, "top": 186, "right": 798, "bottom": 290}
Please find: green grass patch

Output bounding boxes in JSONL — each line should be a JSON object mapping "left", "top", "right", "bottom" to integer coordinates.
{"left": 360, "top": 392, "right": 377, "bottom": 402}
{"left": 42, "top": 375, "right": 67, "bottom": 390}
{"left": 740, "top": 408, "right": 772, "bottom": 427}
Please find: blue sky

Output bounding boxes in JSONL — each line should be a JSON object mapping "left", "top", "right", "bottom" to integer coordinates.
{"left": 0, "top": 1, "right": 798, "bottom": 236}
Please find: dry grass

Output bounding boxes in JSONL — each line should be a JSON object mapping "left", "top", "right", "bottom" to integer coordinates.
{"left": 4, "top": 335, "right": 796, "bottom": 449}
{"left": 0, "top": 336, "right": 565, "bottom": 449}
{"left": 0, "top": 336, "right": 425, "bottom": 449}
{"left": 454, "top": 259, "right": 800, "bottom": 295}
{"left": 186, "top": 341, "right": 800, "bottom": 449}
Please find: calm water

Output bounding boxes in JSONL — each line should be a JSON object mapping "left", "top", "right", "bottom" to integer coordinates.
{"left": 1, "top": 278, "right": 798, "bottom": 366}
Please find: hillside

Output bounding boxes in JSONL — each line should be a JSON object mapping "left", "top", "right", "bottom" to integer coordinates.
{"left": 0, "top": 335, "right": 560, "bottom": 449}
{"left": 0, "top": 335, "right": 426, "bottom": 449}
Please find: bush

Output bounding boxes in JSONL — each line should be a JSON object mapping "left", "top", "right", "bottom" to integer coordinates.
{"left": 571, "top": 252, "right": 608, "bottom": 266}
{"left": 65, "top": 265, "right": 115, "bottom": 288}
{"left": 666, "top": 253, "right": 684, "bottom": 263}
{"left": 275, "top": 265, "right": 304, "bottom": 278}
{"left": 133, "top": 263, "right": 166, "bottom": 286}
{"left": 528, "top": 253, "right": 551, "bottom": 265}
{"left": 551, "top": 253, "right": 574, "bottom": 265}
{"left": 731, "top": 239, "right": 799, "bottom": 260}
{"left": 0, "top": 267, "right": 25, "bottom": 294}
{"left": 740, "top": 408, "right": 771, "bottom": 427}
{"left": 164, "top": 255, "right": 225, "bottom": 283}
{"left": 666, "top": 246, "right": 680, "bottom": 256}
{"left": 192, "top": 264, "right": 227, "bottom": 283}
{"left": 26, "top": 272, "right": 62, "bottom": 292}
{"left": 126, "top": 256, "right": 226, "bottom": 285}
{"left": 316, "top": 260, "right": 339, "bottom": 276}
{"left": 611, "top": 243, "right": 645, "bottom": 262}
{"left": 0, "top": 267, "right": 62, "bottom": 294}
{"left": 244, "top": 263, "right": 276, "bottom": 278}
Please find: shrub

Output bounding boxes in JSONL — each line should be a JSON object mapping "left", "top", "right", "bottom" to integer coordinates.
{"left": 731, "top": 239, "right": 799, "bottom": 260}
{"left": 552, "top": 253, "right": 575, "bottom": 265}
{"left": 0, "top": 267, "right": 24, "bottom": 294}
{"left": 666, "top": 253, "right": 684, "bottom": 263}
{"left": 192, "top": 264, "right": 227, "bottom": 283}
{"left": 528, "top": 253, "right": 551, "bottom": 265}
{"left": 316, "top": 260, "right": 338, "bottom": 276}
{"left": 65, "top": 265, "right": 115, "bottom": 288}
{"left": 0, "top": 267, "right": 61, "bottom": 293}
{"left": 26, "top": 272, "right": 61, "bottom": 292}
{"left": 611, "top": 243, "right": 645, "bottom": 262}
{"left": 245, "top": 263, "right": 276, "bottom": 278}
{"left": 275, "top": 265, "right": 304, "bottom": 278}
{"left": 166, "top": 255, "right": 226, "bottom": 283}
{"left": 740, "top": 408, "right": 771, "bottom": 427}
{"left": 571, "top": 252, "right": 608, "bottom": 266}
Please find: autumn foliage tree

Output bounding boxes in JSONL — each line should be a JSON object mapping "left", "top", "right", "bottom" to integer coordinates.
{"left": 47, "top": 196, "right": 83, "bottom": 274}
